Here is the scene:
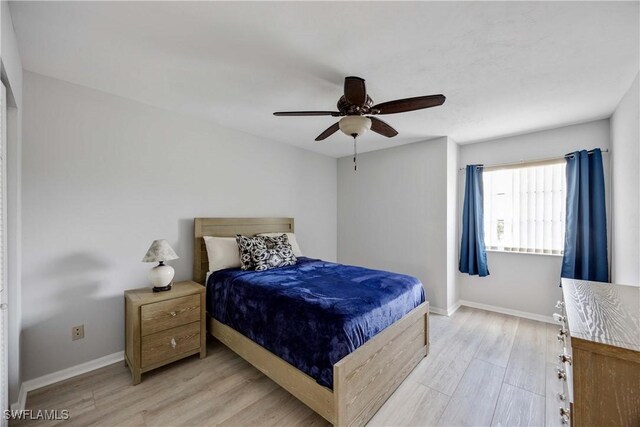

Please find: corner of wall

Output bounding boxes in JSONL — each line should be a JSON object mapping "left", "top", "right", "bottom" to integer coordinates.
{"left": 610, "top": 72, "right": 640, "bottom": 286}
{"left": 445, "top": 137, "right": 460, "bottom": 312}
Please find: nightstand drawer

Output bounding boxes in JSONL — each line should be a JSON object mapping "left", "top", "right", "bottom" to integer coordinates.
{"left": 141, "top": 321, "right": 200, "bottom": 368}
{"left": 141, "top": 294, "right": 200, "bottom": 336}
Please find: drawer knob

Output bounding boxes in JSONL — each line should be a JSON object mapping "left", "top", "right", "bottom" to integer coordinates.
{"left": 553, "top": 313, "right": 566, "bottom": 323}
{"left": 559, "top": 407, "right": 570, "bottom": 424}
{"left": 558, "top": 328, "right": 568, "bottom": 337}
{"left": 170, "top": 338, "right": 177, "bottom": 349}
{"left": 555, "top": 301, "right": 565, "bottom": 309}
{"left": 558, "top": 392, "right": 566, "bottom": 401}
{"left": 556, "top": 368, "right": 567, "bottom": 381}
{"left": 170, "top": 311, "right": 177, "bottom": 317}
{"left": 558, "top": 353, "right": 572, "bottom": 365}
{"left": 556, "top": 333, "right": 566, "bottom": 342}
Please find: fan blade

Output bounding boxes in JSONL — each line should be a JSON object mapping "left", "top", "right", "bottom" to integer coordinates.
{"left": 370, "top": 117, "right": 398, "bottom": 138}
{"left": 373, "top": 95, "right": 445, "bottom": 115}
{"left": 274, "top": 111, "right": 340, "bottom": 117}
{"left": 315, "top": 122, "right": 340, "bottom": 141}
{"left": 344, "top": 76, "right": 367, "bottom": 106}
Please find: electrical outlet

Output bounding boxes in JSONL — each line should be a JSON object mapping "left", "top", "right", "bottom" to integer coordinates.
{"left": 72, "top": 325, "right": 84, "bottom": 341}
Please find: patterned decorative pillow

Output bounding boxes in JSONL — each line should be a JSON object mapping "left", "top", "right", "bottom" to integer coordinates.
{"left": 250, "top": 234, "right": 297, "bottom": 271}
{"left": 261, "top": 234, "right": 289, "bottom": 248}
{"left": 235, "top": 235, "right": 267, "bottom": 270}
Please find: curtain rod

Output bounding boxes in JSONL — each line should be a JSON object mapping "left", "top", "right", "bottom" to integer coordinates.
{"left": 457, "top": 149, "right": 609, "bottom": 171}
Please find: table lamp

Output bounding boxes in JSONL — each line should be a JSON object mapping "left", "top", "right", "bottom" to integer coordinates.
{"left": 142, "top": 239, "right": 179, "bottom": 292}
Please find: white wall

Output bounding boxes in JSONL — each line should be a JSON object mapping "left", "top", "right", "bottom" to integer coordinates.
{"left": 21, "top": 72, "right": 337, "bottom": 381}
{"left": 1, "top": 1, "right": 24, "bottom": 405}
{"left": 458, "top": 119, "right": 611, "bottom": 317}
{"left": 337, "top": 137, "right": 455, "bottom": 312}
{"left": 611, "top": 73, "right": 639, "bottom": 286}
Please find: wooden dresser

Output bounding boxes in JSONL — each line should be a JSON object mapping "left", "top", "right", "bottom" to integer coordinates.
{"left": 555, "top": 279, "right": 640, "bottom": 426}
{"left": 125, "top": 281, "right": 206, "bottom": 384}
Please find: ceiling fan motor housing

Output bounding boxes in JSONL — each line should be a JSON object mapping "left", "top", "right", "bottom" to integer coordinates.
{"left": 337, "top": 95, "right": 374, "bottom": 115}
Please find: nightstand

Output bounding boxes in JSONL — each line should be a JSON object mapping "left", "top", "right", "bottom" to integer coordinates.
{"left": 124, "top": 281, "right": 206, "bottom": 384}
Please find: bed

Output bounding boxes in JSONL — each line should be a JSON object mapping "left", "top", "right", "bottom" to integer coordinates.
{"left": 193, "top": 217, "right": 430, "bottom": 426}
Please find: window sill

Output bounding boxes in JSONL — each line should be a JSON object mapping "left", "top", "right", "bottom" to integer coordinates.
{"left": 485, "top": 249, "right": 564, "bottom": 258}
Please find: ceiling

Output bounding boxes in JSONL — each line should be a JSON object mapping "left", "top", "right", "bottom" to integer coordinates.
{"left": 9, "top": 1, "right": 639, "bottom": 158}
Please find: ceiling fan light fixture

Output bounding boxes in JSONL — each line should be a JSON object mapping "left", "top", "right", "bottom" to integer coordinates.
{"left": 339, "top": 116, "right": 371, "bottom": 138}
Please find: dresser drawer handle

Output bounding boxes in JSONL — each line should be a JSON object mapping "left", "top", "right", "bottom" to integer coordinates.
{"left": 553, "top": 313, "right": 566, "bottom": 323}
{"left": 558, "top": 328, "right": 567, "bottom": 337}
{"left": 559, "top": 407, "right": 570, "bottom": 424}
{"left": 170, "top": 338, "right": 177, "bottom": 349}
{"left": 556, "top": 368, "right": 567, "bottom": 381}
{"left": 558, "top": 353, "right": 572, "bottom": 365}
{"left": 558, "top": 392, "right": 566, "bottom": 401}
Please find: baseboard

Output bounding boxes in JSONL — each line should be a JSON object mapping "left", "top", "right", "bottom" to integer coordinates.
{"left": 429, "top": 302, "right": 462, "bottom": 317}
{"left": 458, "top": 300, "right": 555, "bottom": 324}
{"left": 446, "top": 301, "right": 462, "bottom": 316}
{"left": 10, "top": 384, "right": 26, "bottom": 412}
{"left": 429, "top": 306, "right": 447, "bottom": 316}
{"left": 10, "top": 351, "right": 124, "bottom": 411}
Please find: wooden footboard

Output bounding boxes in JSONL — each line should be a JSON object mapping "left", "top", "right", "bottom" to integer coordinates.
{"left": 208, "top": 301, "right": 429, "bottom": 427}
{"left": 334, "top": 301, "right": 429, "bottom": 426}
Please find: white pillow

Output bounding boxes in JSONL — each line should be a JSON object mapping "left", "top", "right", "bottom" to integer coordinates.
{"left": 203, "top": 236, "right": 241, "bottom": 272}
{"left": 257, "top": 232, "right": 303, "bottom": 257}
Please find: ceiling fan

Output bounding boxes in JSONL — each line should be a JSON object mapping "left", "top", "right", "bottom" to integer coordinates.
{"left": 273, "top": 76, "right": 446, "bottom": 142}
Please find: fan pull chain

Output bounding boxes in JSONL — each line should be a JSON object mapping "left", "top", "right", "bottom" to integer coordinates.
{"left": 353, "top": 136, "right": 358, "bottom": 171}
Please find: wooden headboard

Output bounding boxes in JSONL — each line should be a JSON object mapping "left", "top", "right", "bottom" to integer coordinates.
{"left": 193, "top": 217, "right": 295, "bottom": 284}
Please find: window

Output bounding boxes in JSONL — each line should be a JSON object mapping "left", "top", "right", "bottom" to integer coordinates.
{"left": 483, "top": 161, "right": 566, "bottom": 255}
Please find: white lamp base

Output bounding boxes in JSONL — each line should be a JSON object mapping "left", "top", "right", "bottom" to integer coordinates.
{"left": 149, "top": 262, "right": 175, "bottom": 292}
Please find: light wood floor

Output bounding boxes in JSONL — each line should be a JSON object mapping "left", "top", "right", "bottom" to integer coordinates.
{"left": 15, "top": 307, "right": 565, "bottom": 427}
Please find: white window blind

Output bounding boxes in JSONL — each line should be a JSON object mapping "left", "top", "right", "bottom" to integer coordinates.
{"left": 483, "top": 161, "right": 566, "bottom": 255}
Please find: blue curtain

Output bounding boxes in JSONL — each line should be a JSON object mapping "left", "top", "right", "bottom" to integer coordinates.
{"left": 561, "top": 149, "right": 609, "bottom": 282}
{"left": 459, "top": 165, "right": 489, "bottom": 277}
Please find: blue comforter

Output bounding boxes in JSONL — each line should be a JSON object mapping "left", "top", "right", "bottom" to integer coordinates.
{"left": 206, "top": 257, "right": 425, "bottom": 389}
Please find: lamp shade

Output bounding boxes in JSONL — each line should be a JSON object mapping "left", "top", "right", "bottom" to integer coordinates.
{"left": 142, "top": 239, "right": 179, "bottom": 263}
{"left": 339, "top": 116, "right": 372, "bottom": 137}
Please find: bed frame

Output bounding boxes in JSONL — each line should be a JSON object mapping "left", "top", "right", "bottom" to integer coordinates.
{"left": 194, "top": 217, "right": 429, "bottom": 426}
